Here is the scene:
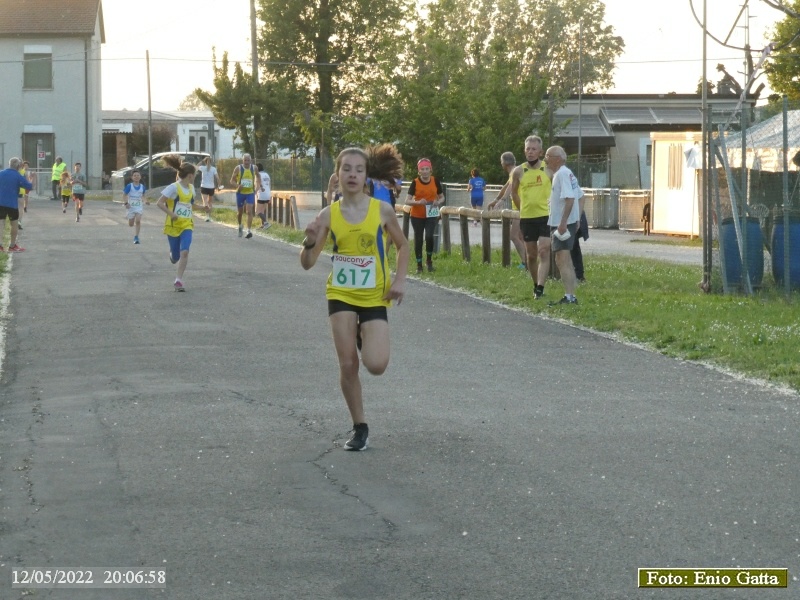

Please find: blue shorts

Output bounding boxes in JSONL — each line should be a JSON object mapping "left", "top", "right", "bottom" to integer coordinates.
{"left": 167, "top": 229, "right": 193, "bottom": 260}
{"left": 471, "top": 197, "right": 484, "bottom": 207}
{"left": 236, "top": 193, "right": 256, "bottom": 208}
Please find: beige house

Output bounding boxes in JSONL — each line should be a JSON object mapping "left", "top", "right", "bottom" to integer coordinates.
{"left": 0, "top": 0, "right": 104, "bottom": 187}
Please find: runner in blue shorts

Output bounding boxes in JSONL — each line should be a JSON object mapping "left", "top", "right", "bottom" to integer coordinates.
{"left": 230, "top": 153, "right": 260, "bottom": 239}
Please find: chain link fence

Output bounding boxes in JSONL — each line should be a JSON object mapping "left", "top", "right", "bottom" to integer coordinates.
{"left": 713, "top": 99, "right": 800, "bottom": 295}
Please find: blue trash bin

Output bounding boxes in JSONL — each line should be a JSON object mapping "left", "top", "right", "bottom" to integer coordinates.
{"left": 720, "top": 216, "right": 764, "bottom": 289}
{"left": 771, "top": 212, "right": 800, "bottom": 289}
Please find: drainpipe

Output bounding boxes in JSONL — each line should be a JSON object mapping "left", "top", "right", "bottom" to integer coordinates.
{"left": 85, "top": 36, "right": 90, "bottom": 183}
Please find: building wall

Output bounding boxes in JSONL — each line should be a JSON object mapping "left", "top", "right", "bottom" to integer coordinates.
{"left": 173, "top": 122, "right": 236, "bottom": 159}
{"left": 0, "top": 28, "right": 103, "bottom": 187}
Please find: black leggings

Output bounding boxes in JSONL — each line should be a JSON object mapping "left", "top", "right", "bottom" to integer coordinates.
{"left": 410, "top": 216, "right": 437, "bottom": 261}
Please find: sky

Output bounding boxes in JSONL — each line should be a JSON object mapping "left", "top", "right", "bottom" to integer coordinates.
{"left": 100, "top": 0, "right": 785, "bottom": 111}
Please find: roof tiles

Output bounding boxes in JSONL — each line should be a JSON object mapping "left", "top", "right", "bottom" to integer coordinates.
{"left": 0, "top": 0, "right": 102, "bottom": 36}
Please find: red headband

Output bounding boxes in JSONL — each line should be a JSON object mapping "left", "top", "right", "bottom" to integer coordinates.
{"left": 417, "top": 159, "right": 432, "bottom": 169}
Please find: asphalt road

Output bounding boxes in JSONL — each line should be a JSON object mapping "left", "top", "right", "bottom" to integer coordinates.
{"left": 0, "top": 200, "right": 796, "bottom": 599}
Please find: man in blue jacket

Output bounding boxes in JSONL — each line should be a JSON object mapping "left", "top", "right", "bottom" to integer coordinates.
{"left": 0, "top": 157, "right": 32, "bottom": 252}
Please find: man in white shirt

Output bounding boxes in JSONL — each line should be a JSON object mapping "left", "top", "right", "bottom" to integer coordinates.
{"left": 544, "top": 145, "right": 584, "bottom": 305}
{"left": 256, "top": 163, "right": 272, "bottom": 230}
{"left": 197, "top": 157, "right": 219, "bottom": 223}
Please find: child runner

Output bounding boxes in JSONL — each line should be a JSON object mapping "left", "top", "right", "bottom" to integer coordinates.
{"left": 255, "top": 163, "right": 272, "bottom": 230}
{"left": 467, "top": 168, "right": 485, "bottom": 226}
{"left": 156, "top": 155, "right": 206, "bottom": 291}
{"left": 123, "top": 169, "right": 148, "bottom": 244}
{"left": 60, "top": 171, "right": 73, "bottom": 218}
{"left": 300, "top": 144, "right": 409, "bottom": 451}
{"left": 405, "top": 158, "right": 444, "bottom": 273}
{"left": 16, "top": 161, "right": 30, "bottom": 230}
{"left": 71, "top": 163, "right": 87, "bottom": 222}
{"left": 197, "top": 156, "right": 219, "bottom": 222}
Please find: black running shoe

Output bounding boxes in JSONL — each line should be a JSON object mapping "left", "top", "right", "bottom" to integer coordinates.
{"left": 416, "top": 264, "right": 423, "bottom": 274}
{"left": 533, "top": 285, "right": 544, "bottom": 300}
{"left": 344, "top": 423, "right": 369, "bottom": 451}
{"left": 426, "top": 261, "right": 435, "bottom": 272}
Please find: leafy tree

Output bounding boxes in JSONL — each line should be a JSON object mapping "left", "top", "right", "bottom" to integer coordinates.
{"left": 177, "top": 92, "right": 209, "bottom": 111}
{"left": 764, "top": 0, "right": 800, "bottom": 100}
{"left": 195, "top": 51, "right": 301, "bottom": 158}
{"left": 128, "top": 124, "right": 174, "bottom": 159}
{"left": 255, "top": 0, "right": 410, "bottom": 155}
{"left": 354, "top": 0, "right": 621, "bottom": 182}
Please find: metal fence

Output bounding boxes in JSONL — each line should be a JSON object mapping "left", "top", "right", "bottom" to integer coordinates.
{"left": 713, "top": 99, "right": 800, "bottom": 295}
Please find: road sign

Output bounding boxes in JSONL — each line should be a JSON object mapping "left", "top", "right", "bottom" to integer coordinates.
{"left": 37, "top": 151, "right": 45, "bottom": 159}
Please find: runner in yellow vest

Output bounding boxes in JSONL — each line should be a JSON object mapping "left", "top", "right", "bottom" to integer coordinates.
{"left": 51, "top": 156, "right": 66, "bottom": 201}
{"left": 229, "top": 153, "right": 261, "bottom": 239}
{"left": 156, "top": 155, "right": 208, "bottom": 291}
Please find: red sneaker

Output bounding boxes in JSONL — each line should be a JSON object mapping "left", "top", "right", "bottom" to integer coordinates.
{"left": 7, "top": 245, "right": 25, "bottom": 253}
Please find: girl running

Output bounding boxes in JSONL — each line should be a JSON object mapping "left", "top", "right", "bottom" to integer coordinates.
{"left": 156, "top": 155, "right": 206, "bottom": 291}
{"left": 123, "top": 169, "right": 148, "bottom": 244}
{"left": 60, "top": 171, "right": 73, "bottom": 218}
{"left": 300, "top": 144, "right": 409, "bottom": 451}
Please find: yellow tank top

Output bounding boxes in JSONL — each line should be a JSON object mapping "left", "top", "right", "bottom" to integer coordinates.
{"left": 325, "top": 198, "right": 391, "bottom": 308}
{"left": 163, "top": 182, "right": 195, "bottom": 236}
{"left": 19, "top": 168, "right": 27, "bottom": 195}
{"left": 236, "top": 165, "right": 256, "bottom": 194}
{"left": 519, "top": 163, "right": 551, "bottom": 219}
{"left": 61, "top": 178, "right": 72, "bottom": 195}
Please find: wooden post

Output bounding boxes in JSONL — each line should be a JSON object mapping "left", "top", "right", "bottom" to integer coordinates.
{"left": 459, "top": 211, "right": 471, "bottom": 262}
{"left": 402, "top": 210, "right": 410, "bottom": 239}
{"left": 441, "top": 212, "right": 451, "bottom": 254}
{"left": 481, "top": 212, "right": 491, "bottom": 263}
{"left": 278, "top": 197, "right": 285, "bottom": 225}
{"left": 290, "top": 195, "right": 299, "bottom": 229}
{"left": 501, "top": 213, "right": 511, "bottom": 267}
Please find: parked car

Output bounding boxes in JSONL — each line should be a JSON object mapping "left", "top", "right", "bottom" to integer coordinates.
{"left": 111, "top": 151, "right": 210, "bottom": 189}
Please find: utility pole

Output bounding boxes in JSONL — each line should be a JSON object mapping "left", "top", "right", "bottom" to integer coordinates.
{"left": 577, "top": 21, "right": 583, "bottom": 179}
{"left": 250, "top": 0, "right": 259, "bottom": 162}
{"left": 146, "top": 49, "right": 153, "bottom": 190}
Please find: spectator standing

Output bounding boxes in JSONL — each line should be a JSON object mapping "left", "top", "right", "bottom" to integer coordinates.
{"left": 467, "top": 168, "right": 485, "bottom": 226}
{"left": 229, "top": 153, "right": 260, "bottom": 239}
{"left": 405, "top": 158, "right": 444, "bottom": 273}
{"left": 300, "top": 144, "right": 409, "bottom": 451}
{"left": 51, "top": 156, "right": 66, "bottom": 201}
{"left": 256, "top": 163, "right": 272, "bottom": 229}
{"left": 197, "top": 157, "right": 220, "bottom": 223}
{"left": 512, "top": 136, "right": 552, "bottom": 299}
{"left": 487, "top": 152, "right": 526, "bottom": 268}
{"left": 0, "top": 157, "right": 31, "bottom": 252}
{"left": 571, "top": 211, "right": 589, "bottom": 282}
{"left": 544, "top": 145, "right": 584, "bottom": 305}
